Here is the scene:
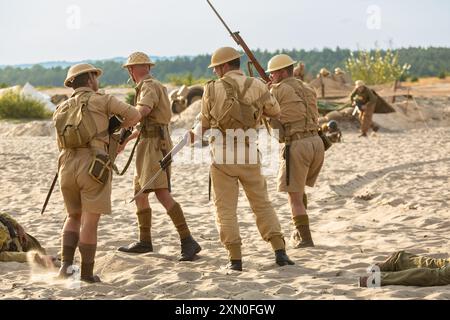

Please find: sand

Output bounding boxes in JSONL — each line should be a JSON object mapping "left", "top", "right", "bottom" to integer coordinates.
{"left": 0, "top": 94, "right": 449, "bottom": 300}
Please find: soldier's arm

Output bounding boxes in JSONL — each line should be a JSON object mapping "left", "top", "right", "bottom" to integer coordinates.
{"left": 136, "top": 83, "right": 158, "bottom": 118}
{"left": 107, "top": 95, "right": 141, "bottom": 128}
{"left": 190, "top": 83, "right": 212, "bottom": 142}
{"left": 200, "top": 82, "right": 213, "bottom": 130}
{"left": 264, "top": 85, "right": 283, "bottom": 119}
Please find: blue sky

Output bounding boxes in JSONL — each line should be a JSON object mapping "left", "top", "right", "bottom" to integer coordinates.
{"left": 1, "top": 0, "right": 449, "bottom": 65}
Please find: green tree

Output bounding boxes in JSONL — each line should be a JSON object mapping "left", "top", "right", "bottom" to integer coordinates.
{"left": 345, "top": 49, "right": 411, "bottom": 85}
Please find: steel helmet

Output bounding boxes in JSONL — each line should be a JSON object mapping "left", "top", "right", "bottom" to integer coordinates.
{"left": 64, "top": 63, "right": 103, "bottom": 88}
{"left": 266, "top": 54, "right": 297, "bottom": 73}
{"left": 327, "top": 120, "right": 338, "bottom": 131}
{"left": 123, "top": 52, "right": 155, "bottom": 68}
{"left": 320, "top": 68, "right": 330, "bottom": 76}
{"left": 355, "top": 80, "right": 366, "bottom": 88}
{"left": 208, "top": 47, "right": 242, "bottom": 68}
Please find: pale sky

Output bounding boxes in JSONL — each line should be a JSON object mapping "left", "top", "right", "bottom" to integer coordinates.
{"left": 1, "top": 0, "right": 449, "bottom": 65}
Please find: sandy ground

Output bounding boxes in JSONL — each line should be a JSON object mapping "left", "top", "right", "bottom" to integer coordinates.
{"left": 0, "top": 96, "right": 449, "bottom": 300}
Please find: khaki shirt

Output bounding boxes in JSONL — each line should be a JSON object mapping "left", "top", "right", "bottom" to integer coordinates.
{"left": 200, "top": 70, "right": 280, "bottom": 129}
{"left": 350, "top": 86, "right": 378, "bottom": 107}
{"left": 68, "top": 87, "right": 139, "bottom": 145}
{"left": 271, "top": 77, "right": 320, "bottom": 133}
{"left": 135, "top": 75, "right": 172, "bottom": 126}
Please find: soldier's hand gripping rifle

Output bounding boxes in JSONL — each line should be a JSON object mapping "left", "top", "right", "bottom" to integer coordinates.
{"left": 207, "top": 0, "right": 272, "bottom": 133}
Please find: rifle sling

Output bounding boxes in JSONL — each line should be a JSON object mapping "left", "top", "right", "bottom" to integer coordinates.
{"left": 114, "top": 132, "right": 141, "bottom": 176}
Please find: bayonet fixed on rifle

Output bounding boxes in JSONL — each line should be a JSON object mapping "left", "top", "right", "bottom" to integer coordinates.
{"left": 130, "top": 132, "right": 191, "bottom": 203}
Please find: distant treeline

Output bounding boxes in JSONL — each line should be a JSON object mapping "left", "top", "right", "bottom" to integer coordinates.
{"left": 0, "top": 47, "right": 449, "bottom": 87}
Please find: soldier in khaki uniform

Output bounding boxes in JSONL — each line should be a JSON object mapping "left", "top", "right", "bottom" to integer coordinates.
{"left": 359, "top": 251, "right": 450, "bottom": 287}
{"left": 118, "top": 52, "right": 201, "bottom": 261}
{"left": 333, "top": 68, "right": 348, "bottom": 85}
{"left": 293, "top": 62, "right": 305, "bottom": 81}
{"left": 190, "top": 47, "right": 294, "bottom": 271}
{"left": 0, "top": 212, "right": 55, "bottom": 267}
{"left": 350, "top": 80, "right": 379, "bottom": 137}
{"left": 267, "top": 54, "right": 325, "bottom": 249}
{"left": 55, "top": 64, "right": 141, "bottom": 283}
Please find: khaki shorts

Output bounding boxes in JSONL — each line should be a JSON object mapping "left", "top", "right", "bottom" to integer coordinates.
{"left": 59, "top": 149, "right": 112, "bottom": 215}
{"left": 278, "top": 135, "right": 324, "bottom": 193}
{"left": 134, "top": 137, "right": 172, "bottom": 194}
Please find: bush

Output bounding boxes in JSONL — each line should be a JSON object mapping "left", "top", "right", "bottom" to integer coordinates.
{"left": 410, "top": 76, "right": 419, "bottom": 82}
{"left": 0, "top": 91, "right": 52, "bottom": 119}
{"left": 346, "top": 49, "right": 411, "bottom": 85}
{"left": 167, "top": 73, "right": 209, "bottom": 86}
{"left": 438, "top": 71, "right": 447, "bottom": 79}
{"left": 0, "top": 83, "right": 9, "bottom": 89}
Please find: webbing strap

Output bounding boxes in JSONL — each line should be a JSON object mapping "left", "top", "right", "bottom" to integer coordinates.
{"left": 285, "top": 79, "right": 311, "bottom": 128}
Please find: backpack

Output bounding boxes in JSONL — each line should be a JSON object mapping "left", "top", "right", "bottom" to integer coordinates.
{"left": 209, "top": 77, "right": 265, "bottom": 132}
{"left": 53, "top": 92, "right": 99, "bottom": 149}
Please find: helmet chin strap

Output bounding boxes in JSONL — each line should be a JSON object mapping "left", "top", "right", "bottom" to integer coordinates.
{"left": 128, "top": 68, "right": 137, "bottom": 84}
{"left": 88, "top": 73, "right": 98, "bottom": 91}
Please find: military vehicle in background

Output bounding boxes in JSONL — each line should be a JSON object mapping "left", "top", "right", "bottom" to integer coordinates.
{"left": 169, "top": 85, "right": 204, "bottom": 114}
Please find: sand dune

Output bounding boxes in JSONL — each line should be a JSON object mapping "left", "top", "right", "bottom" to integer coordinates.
{"left": 0, "top": 98, "right": 449, "bottom": 300}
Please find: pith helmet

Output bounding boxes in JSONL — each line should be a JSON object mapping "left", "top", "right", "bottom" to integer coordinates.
{"left": 355, "top": 80, "right": 365, "bottom": 88}
{"left": 208, "top": 47, "right": 242, "bottom": 68}
{"left": 335, "top": 67, "right": 344, "bottom": 74}
{"left": 123, "top": 52, "right": 155, "bottom": 68}
{"left": 64, "top": 63, "right": 103, "bottom": 88}
{"left": 266, "top": 54, "right": 297, "bottom": 73}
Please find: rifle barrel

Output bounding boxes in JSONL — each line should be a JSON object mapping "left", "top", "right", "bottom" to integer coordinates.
{"left": 206, "top": 0, "right": 235, "bottom": 37}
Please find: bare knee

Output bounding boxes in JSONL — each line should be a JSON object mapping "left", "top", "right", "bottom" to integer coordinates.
{"left": 79, "top": 213, "right": 101, "bottom": 244}
{"left": 63, "top": 213, "right": 81, "bottom": 232}
{"left": 155, "top": 189, "right": 175, "bottom": 210}
{"left": 288, "top": 193, "right": 303, "bottom": 208}
{"left": 288, "top": 193, "right": 306, "bottom": 216}
{"left": 135, "top": 193, "right": 150, "bottom": 210}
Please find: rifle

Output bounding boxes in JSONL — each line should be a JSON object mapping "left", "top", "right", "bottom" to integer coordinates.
{"left": 130, "top": 132, "right": 191, "bottom": 203}
{"left": 40, "top": 173, "right": 58, "bottom": 215}
{"left": 207, "top": 0, "right": 270, "bottom": 82}
{"left": 207, "top": 0, "right": 272, "bottom": 133}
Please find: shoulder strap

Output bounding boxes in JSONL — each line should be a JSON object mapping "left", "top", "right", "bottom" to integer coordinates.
{"left": 84, "top": 92, "right": 109, "bottom": 139}
{"left": 284, "top": 79, "right": 314, "bottom": 128}
{"left": 220, "top": 77, "right": 238, "bottom": 100}
{"left": 239, "top": 78, "right": 254, "bottom": 100}
{"left": 207, "top": 80, "right": 215, "bottom": 108}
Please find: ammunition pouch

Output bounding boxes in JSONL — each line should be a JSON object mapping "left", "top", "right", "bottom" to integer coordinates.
{"left": 142, "top": 123, "right": 170, "bottom": 151}
{"left": 88, "top": 152, "right": 112, "bottom": 185}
